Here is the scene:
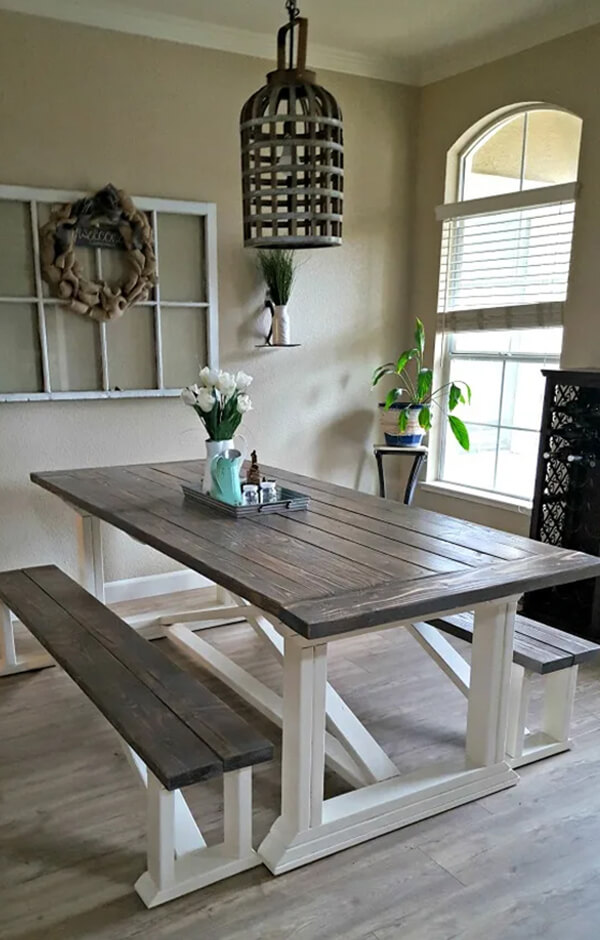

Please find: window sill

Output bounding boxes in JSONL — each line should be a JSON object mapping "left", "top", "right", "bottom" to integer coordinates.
{"left": 418, "top": 480, "right": 532, "bottom": 515}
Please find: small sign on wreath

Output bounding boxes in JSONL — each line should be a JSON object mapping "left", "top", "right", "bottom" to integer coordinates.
{"left": 39, "top": 184, "right": 157, "bottom": 322}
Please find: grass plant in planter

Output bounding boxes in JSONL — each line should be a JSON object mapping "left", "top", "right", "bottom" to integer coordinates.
{"left": 257, "top": 249, "right": 297, "bottom": 346}
{"left": 372, "top": 319, "right": 471, "bottom": 450}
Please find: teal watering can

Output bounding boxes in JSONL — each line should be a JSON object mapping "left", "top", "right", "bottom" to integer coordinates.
{"left": 211, "top": 448, "right": 244, "bottom": 506}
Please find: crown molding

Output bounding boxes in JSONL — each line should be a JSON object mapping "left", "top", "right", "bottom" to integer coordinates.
{"left": 0, "top": 0, "right": 418, "bottom": 85}
{"left": 3, "top": 0, "right": 598, "bottom": 88}
{"left": 417, "top": 7, "right": 600, "bottom": 84}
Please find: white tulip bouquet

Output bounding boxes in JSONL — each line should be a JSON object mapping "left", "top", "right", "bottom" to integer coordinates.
{"left": 182, "top": 367, "right": 253, "bottom": 441}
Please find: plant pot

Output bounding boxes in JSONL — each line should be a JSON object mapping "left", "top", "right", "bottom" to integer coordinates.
{"left": 203, "top": 438, "right": 233, "bottom": 493}
{"left": 272, "top": 305, "right": 291, "bottom": 345}
{"left": 379, "top": 403, "right": 426, "bottom": 447}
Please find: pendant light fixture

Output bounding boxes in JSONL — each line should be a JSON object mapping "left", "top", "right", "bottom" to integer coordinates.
{"left": 240, "top": 0, "right": 344, "bottom": 249}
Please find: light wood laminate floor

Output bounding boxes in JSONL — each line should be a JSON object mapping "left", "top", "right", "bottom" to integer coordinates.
{"left": 2, "top": 590, "right": 600, "bottom": 940}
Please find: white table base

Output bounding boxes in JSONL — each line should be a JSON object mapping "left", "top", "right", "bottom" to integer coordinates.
{"left": 170, "top": 599, "right": 519, "bottom": 875}
{"left": 73, "top": 507, "right": 520, "bottom": 876}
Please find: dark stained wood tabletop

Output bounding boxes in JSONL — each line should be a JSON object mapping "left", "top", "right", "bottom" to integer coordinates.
{"left": 31, "top": 461, "right": 600, "bottom": 640}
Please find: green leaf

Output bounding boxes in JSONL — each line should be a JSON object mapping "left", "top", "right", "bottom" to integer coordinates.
{"left": 371, "top": 364, "right": 395, "bottom": 388}
{"left": 395, "top": 348, "right": 418, "bottom": 375}
{"left": 384, "top": 387, "right": 405, "bottom": 410}
{"left": 397, "top": 407, "right": 409, "bottom": 432}
{"left": 448, "top": 415, "right": 470, "bottom": 451}
{"left": 414, "top": 318, "right": 425, "bottom": 357}
{"left": 463, "top": 382, "right": 472, "bottom": 405}
{"left": 418, "top": 405, "right": 432, "bottom": 430}
{"left": 448, "top": 383, "right": 463, "bottom": 411}
{"left": 417, "top": 368, "right": 433, "bottom": 402}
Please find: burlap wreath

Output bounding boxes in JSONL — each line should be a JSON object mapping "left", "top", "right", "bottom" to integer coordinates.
{"left": 39, "top": 184, "right": 157, "bottom": 322}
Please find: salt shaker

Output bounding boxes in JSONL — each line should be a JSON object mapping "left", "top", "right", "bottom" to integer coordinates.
{"left": 242, "top": 484, "right": 259, "bottom": 506}
{"left": 260, "top": 481, "right": 277, "bottom": 504}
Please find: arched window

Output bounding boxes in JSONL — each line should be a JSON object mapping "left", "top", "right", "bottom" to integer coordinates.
{"left": 434, "top": 105, "right": 582, "bottom": 503}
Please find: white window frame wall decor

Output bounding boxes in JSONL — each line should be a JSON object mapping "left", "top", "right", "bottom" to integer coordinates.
{"left": 0, "top": 185, "right": 219, "bottom": 402}
{"left": 427, "top": 104, "right": 582, "bottom": 508}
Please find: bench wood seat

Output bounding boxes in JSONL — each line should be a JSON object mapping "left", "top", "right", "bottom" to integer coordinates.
{"left": 0, "top": 565, "right": 273, "bottom": 907}
{"left": 428, "top": 610, "right": 600, "bottom": 674}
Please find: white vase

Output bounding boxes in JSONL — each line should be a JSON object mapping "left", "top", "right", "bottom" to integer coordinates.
{"left": 203, "top": 438, "right": 233, "bottom": 493}
{"left": 272, "top": 304, "right": 291, "bottom": 345}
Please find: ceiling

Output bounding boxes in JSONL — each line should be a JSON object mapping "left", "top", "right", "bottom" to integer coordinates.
{"left": 3, "top": 0, "right": 600, "bottom": 84}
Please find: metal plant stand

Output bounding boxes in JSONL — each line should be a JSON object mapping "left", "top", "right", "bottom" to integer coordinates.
{"left": 373, "top": 445, "right": 428, "bottom": 505}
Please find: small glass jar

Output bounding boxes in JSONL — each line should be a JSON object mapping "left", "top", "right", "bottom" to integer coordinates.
{"left": 260, "top": 480, "right": 278, "bottom": 504}
{"left": 242, "top": 484, "right": 259, "bottom": 506}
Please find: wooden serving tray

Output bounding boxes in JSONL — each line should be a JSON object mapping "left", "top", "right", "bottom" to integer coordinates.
{"left": 181, "top": 483, "right": 310, "bottom": 516}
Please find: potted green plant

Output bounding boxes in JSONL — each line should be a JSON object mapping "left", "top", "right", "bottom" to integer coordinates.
{"left": 257, "top": 249, "right": 297, "bottom": 345}
{"left": 372, "top": 318, "right": 471, "bottom": 450}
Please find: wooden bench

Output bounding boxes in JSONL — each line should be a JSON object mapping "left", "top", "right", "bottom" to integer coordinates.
{"left": 0, "top": 565, "right": 273, "bottom": 908}
{"left": 420, "top": 611, "right": 600, "bottom": 768}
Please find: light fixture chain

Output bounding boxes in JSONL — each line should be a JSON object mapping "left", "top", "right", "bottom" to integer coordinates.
{"left": 285, "top": 0, "right": 300, "bottom": 22}
{"left": 285, "top": 0, "right": 300, "bottom": 69}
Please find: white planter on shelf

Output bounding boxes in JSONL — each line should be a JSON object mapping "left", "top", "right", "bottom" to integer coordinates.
{"left": 378, "top": 403, "right": 425, "bottom": 447}
{"left": 272, "top": 305, "right": 291, "bottom": 345}
{"left": 202, "top": 438, "right": 233, "bottom": 493}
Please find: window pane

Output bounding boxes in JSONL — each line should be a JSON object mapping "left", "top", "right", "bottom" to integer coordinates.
{"left": 157, "top": 213, "right": 206, "bottom": 302}
{"left": 523, "top": 110, "right": 582, "bottom": 189}
{"left": 0, "top": 201, "right": 34, "bottom": 296}
{"left": 495, "top": 428, "right": 540, "bottom": 499}
{"left": 442, "top": 423, "right": 496, "bottom": 491}
{"left": 451, "top": 331, "right": 511, "bottom": 354}
{"left": 500, "top": 361, "right": 547, "bottom": 431}
{"left": 509, "top": 326, "right": 562, "bottom": 356}
{"left": 462, "top": 114, "right": 525, "bottom": 200}
{"left": 161, "top": 307, "right": 207, "bottom": 388}
{"left": 0, "top": 303, "right": 42, "bottom": 392}
{"left": 105, "top": 306, "right": 156, "bottom": 391}
{"left": 46, "top": 307, "right": 101, "bottom": 391}
{"left": 449, "top": 358, "right": 502, "bottom": 425}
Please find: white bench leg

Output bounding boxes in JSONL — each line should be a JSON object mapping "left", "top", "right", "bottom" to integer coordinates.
{"left": 0, "top": 600, "right": 54, "bottom": 677}
{"left": 506, "top": 663, "right": 531, "bottom": 762}
{"left": 135, "top": 768, "right": 263, "bottom": 908}
{"left": 543, "top": 666, "right": 578, "bottom": 745}
{"left": 509, "top": 665, "right": 578, "bottom": 768}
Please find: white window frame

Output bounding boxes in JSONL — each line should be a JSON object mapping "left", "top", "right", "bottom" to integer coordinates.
{"left": 0, "top": 184, "right": 219, "bottom": 402}
{"left": 433, "top": 334, "right": 560, "bottom": 506}
{"left": 427, "top": 104, "right": 580, "bottom": 507}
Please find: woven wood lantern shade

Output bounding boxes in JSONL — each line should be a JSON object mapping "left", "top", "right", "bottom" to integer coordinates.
{"left": 240, "top": 11, "right": 343, "bottom": 249}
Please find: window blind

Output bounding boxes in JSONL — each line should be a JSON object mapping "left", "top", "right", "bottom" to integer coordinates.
{"left": 436, "top": 182, "right": 577, "bottom": 333}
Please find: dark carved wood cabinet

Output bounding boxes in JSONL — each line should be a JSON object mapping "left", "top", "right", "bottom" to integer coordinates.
{"left": 523, "top": 369, "right": 600, "bottom": 640}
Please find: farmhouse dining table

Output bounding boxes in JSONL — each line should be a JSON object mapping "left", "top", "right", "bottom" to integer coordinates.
{"left": 31, "top": 460, "right": 600, "bottom": 874}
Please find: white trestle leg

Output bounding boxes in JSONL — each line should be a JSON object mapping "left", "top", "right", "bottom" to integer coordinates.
{"left": 135, "top": 767, "right": 262, "bottom": 909}
{"left": 77, "top": 513, "right": 105, "bottom": 601}
{"left": 0, "top": 599, "right": 54, "bottom": 677}
{"left": 230, "top": 593, "right": 398, "bottom": 785}
{"left": 259, "top": 639, "right": 328, "bottom": 873}
{"left": 466, "top": 600, "right": 517, "bottom": 768}
{"left": 168, "top": 622, "right": 367, "bottom": 789}
{"left": 260, "top": 606, "right": 518, "bottom": 876}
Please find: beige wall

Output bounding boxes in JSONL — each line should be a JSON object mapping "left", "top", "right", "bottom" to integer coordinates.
{"left": 411, "top": 24, "right": 600, "bottom": 535}
{"left": 0, "top": 11, "right": 416, "bottom": 580}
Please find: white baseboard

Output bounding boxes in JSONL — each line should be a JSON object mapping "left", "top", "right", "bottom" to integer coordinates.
{"left": 104, "top": 570, "right": 212, "bottom": 604}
